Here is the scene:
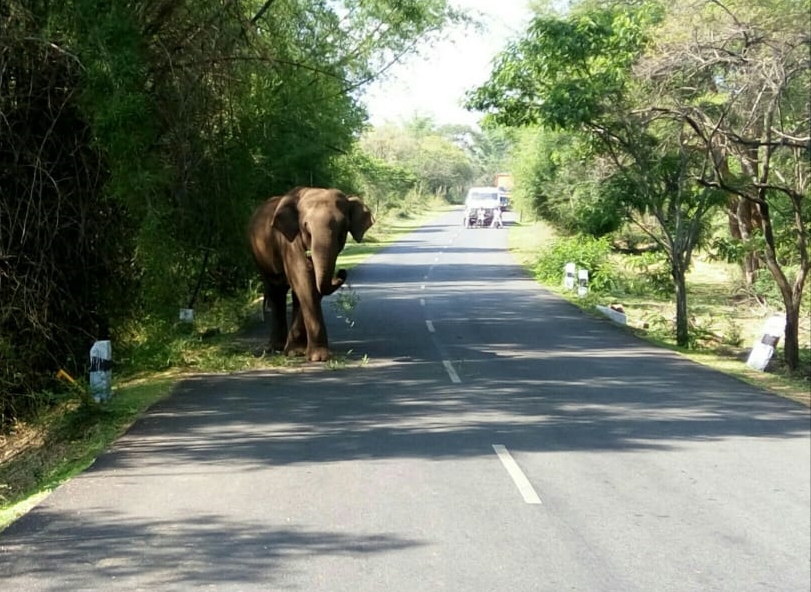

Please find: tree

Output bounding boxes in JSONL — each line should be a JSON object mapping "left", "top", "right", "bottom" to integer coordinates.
{"left": 0, "top": 0, "right": 463, "bottom": 423}
{"left": 466, "top": 4, "right": 724, "bottom": 347}
{"left": 467, "top": 1, "right": 809, "bottom": 366}
{"left": 360, "top": 117, "right": 475, "bottom": 204}
{"left": 463, "top": 126, "right": 518, "bottom": 186}
{"left": 509, "top": 126, "right": 625, "bottom": 235}
{"left": 637, "top": 0, "right": 810, "bottom": 370}
{"left": 1, "top": 2, "right": 138, "bottom": 419}
{"left": 345, "top": 148, "right": 418, "bottom": 214}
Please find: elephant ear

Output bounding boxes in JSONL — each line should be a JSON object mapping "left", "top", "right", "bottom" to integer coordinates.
{"left": 347, "top": 196, "right": 374, "bottom": 242}
{"left": 272, "top": 193, "right": 301, "bottom": 242}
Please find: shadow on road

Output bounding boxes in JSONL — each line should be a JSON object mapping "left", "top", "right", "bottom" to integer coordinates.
{"left": 70, "top": 350, "right": 811, "bottom": 474}
{"left": 1, "top": 509, "right": 422, "bottom": 588}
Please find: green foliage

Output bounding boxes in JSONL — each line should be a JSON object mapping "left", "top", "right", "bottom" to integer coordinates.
{"left": 331, "top": 286, "right": 361, "bottom": 329}
{"left": 0, "top": 0, "right": 462, "bottom": 427}
{"left": 748, "top": 266, "right": 811, "bottom": 312}
{"left": 509, "top": 127, "right": 623, "bottom": 236}
{"left": 624, "top": 251, "right": 674, "bottom": 297}
{"left": 466, "top": 4, "right": 657, "bottom": 129}
{"left": 719, "top": 317, "right": 745, "bottom": 348}
{"left": 341, "top": 147, "right": 418, "bottom": 212}
{"left": 1, "top": 2, "right": 141, "bottom": 420}
{"left": 115, "top": 291, "right": 263, "bottom": 375}
{"left": 73, "top": 0, "right": 162, "bottom": 213}
{"left": 358, "top": 118, "right": 476, "bottom": 206}
{"left": 708, "top": 234, "right": 752, "bottom": 265}
{"left": 464, "top": 125, "right": 518, "bottom": 187}
{"left": 533, "top": 235, "right": 617, "bottom": 293}
{"left": 560, "top": 180, "right": 625, "bottom": 236}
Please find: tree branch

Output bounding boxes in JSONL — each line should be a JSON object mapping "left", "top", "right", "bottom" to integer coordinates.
{"left": 251, "top": 0, "right": 277, "bottom": 25}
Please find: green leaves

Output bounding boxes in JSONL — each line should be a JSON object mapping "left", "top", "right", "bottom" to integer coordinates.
{"left": 355, "top": 117, "right": 475, "bottom": 206}
{"left": 0, "top": 0, "right": 464, "bottom": 425}
{"left": 466, "top": 6, "right": 652, "bottom": 129}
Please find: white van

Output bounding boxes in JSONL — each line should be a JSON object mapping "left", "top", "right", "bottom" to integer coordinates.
{"left": 464, "top": 187, "right": 501, "bottom": 208}
{"left": 463, "top": 187, "right": 502, "bottom": 227}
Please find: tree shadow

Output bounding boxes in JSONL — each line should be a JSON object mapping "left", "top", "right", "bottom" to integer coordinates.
{"left": 4, "top": 208, "right": 808, "bottom": 589}
{"left": 1, "top": 509, "right": 423, "bottom": 589}
{"left": 71, "top": 348, "right": 810, "bottom": 474}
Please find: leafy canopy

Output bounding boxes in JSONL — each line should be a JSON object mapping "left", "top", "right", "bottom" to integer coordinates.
{"left": 465, "top": 4, "right": 660, "bottom": 129}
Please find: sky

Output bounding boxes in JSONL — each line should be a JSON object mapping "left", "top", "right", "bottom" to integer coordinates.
{"left": 362, "top": 1, "right": 534, "bottom": 128}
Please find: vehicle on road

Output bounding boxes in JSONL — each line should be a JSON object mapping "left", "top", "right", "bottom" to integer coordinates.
{"left": 463, "top": 187, "right": 502, "bottom": 228}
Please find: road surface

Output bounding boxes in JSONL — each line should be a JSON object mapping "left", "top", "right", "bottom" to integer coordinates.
{"left": 1, "top": 208, "right": 809, "bottom": 591}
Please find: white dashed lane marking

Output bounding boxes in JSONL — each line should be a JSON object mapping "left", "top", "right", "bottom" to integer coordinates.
{"left": 442, "top": 360, "right": 461, "bottom": 384}
{"left": 492, "top": 445, "right": 543, "bottom": 505}
{"left": 423, "top": 237, "right": 461, "bottom": 384}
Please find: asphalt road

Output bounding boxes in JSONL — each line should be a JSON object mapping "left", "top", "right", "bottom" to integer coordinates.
{"left": 1, "top": 208, "right": 809, "bottom": 591}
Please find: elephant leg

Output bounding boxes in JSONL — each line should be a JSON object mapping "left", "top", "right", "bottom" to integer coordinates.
{"left": 299, "top": 292, "right": 331, "bottom": 362}
{"left": 265, "top": 284, "right": 289, "bottom": 352}
{"left": 284, "top": 291, "right": 308, "bottom": 357}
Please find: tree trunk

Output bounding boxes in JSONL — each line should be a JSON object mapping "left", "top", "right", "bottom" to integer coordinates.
{"left": 757, "top": 200, "right": 804, "bottom": 371}
{"left": 783, "top": 299, "right": 800, "bottom": 371}
{"left": 672, "top": 262, "right": 689, "bottom": 347}
{"left": 727, "top": 196, "right": 761, "bottom": 286}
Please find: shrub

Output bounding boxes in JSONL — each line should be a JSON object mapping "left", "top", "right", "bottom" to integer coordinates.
{"left": 624, "top": 251, "right": 674, "bottom": 297}
{"left": 533, "top": 235, "right": 617, "bottom": 293}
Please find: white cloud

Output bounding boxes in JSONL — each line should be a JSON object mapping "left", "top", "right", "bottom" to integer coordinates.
{"left": 362, "top": 1, "right": 533, "bottom": 128}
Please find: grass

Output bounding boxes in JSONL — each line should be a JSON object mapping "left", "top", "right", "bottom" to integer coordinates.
{"left": 2, "top": 205, "right": 808, "bottom": 529}
{"left": 0, "top": 376, "right": 176, "bottom": 527}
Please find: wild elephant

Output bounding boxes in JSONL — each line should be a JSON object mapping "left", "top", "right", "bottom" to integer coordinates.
{"left": 248, "top": 186, "right": 374, "bottom": 361}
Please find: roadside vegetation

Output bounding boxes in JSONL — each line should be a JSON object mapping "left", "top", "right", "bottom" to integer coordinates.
{"left": 468, "top": 0, "right": 809, "bottom": 372}
{"left": 2, "top": 0, "right": 808, "bottom": 527}
{"left": 509, "top": 220, "right": 810, "bottom": 407}
{"left": 0, "top": 203, "right": 446, "bottom": 527}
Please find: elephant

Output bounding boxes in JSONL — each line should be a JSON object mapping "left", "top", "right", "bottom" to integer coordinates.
{"left": 248, "top": 186, "right": 374, "bottom": 362}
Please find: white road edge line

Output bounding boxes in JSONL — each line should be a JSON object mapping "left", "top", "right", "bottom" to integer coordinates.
{"left": 442, "top": 360, "right": 461, "bottom": 383}
{"left": 492, "top": 445, "right": 542, "bottom": 505}
{"left": 426, "top": 320, "right": 435, "bottom": 333}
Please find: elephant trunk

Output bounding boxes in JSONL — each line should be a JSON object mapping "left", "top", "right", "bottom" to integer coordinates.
{"left": 312, "top": 246, "right": 346, "bottom": 296}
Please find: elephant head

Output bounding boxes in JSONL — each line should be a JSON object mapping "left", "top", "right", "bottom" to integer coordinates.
{"left": 271, "top": 187, "right": 374, "bottom": 296}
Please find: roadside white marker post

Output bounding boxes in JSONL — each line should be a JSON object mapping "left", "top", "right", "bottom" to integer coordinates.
{"left": 577, "top": 268, "right": 589, "bottom": 297}
{"left": 564, "top": 262, "right": 576, "bottom": 290}
{"left": 746, "top": 315, "right": 785, "bottom": 371}
{"left": 89, "top": 340, "right": 112, "bottom": 402}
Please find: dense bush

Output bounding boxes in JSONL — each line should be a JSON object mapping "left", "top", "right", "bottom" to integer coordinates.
{"left": 0, "top": 7, "right": 138, "bottom": 422}
{"left": 0, "top": 0, "right": 458, "bottom": 427}
{"left": 623, "top": 251, "right": 675, "bottom": 297}
{"left": 533, "top": 235, "right": 617, "bottom": 293}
